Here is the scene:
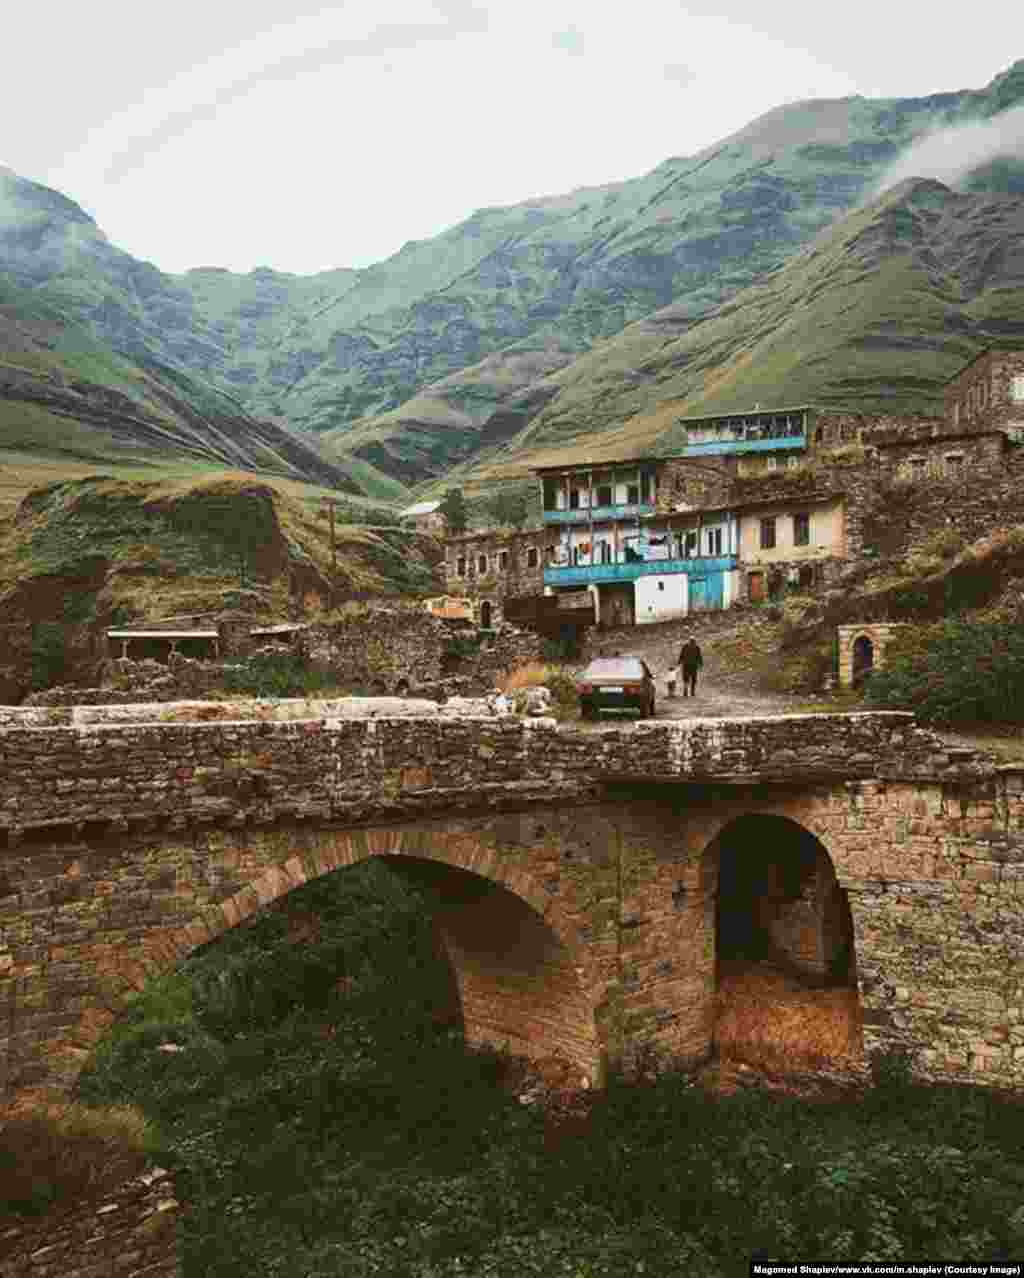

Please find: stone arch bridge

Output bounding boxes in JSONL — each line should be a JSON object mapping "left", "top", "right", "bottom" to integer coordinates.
{"left": 1, "top": 702, "right": 1023, "bottom": 1097}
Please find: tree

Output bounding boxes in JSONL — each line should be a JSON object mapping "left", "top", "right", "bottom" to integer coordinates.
{"left": 438, "top": 488, "right": 468, "bottom": 534}
{"left": 488, "top": 489, "right": 529, "bottom": 530}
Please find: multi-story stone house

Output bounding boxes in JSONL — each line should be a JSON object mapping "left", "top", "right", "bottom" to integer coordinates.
{"left": 441, "top": 348, "right": 1024, "bottom": 628}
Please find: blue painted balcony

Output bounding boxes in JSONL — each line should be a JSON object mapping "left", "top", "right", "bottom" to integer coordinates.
{"left": 543, "top": 555, "right": 738, "bottom": 587}
{"left": 679, "top": 435, "right": 805, "bottom": 457}
{"left": 542, "top": 502, "right": 656, "bottom": 525}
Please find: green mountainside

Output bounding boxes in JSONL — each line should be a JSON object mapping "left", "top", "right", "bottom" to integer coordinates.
{"left": 1, "top": 61, "right": 1022, "bottom": 501}
{"left": 444, "top": 175, "right": 1024, "bottom": 483}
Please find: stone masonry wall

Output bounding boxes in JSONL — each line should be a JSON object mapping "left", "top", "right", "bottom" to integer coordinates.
{"left": 444, "top": 527, "right": 554, "bottom": 605}
{"left": 944, "top": 349, "right": 1024, "bottom": 438}
{"left": 1, "top": 706, "right": 1022, "bottom": 1098}
{"left": 0, "top": 1165, "right": 179, "bottom": 1278}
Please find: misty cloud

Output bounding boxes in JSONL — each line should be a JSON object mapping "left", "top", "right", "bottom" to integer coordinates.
{"left": 663, "top": 63, "right": 696, "bottom": 87}
{"left": 875, "top": 103, "right": 1024, "bottom": 194}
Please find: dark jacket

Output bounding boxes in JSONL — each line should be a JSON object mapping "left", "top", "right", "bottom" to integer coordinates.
{"left": 678, "top": 639, "right": 703, "bottom": 672}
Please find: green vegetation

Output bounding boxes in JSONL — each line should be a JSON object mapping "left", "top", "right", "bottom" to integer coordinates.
{"left": 866, "top": 617, "right": 1024, "bottom": 725}
{"left": 28, "top": 620, "right": 68, "bottom": 691}
{"left": 220, "top": 651, "right": 343, "bottom": 699}
{"left": 483, "top": 488, "right": 529, "bottom": 530}
{"left": 70, "top": 863, "right": 1024, "bottom": 1275}
{"left": 438, "top": 487, "right": 468, "bottom": 534}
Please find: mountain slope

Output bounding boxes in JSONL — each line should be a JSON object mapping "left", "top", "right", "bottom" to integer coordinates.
{"left": 0, "top": 275, "right": 367, "bottom": 490}
{"left": 318, "top": 61, "right": 1024, "bottom": 485}
{"left": 406, "top": 175, "right": 1024, "bottom": 494}
{"left": 1, "top": 61, "right": 1022, "bottom": 496}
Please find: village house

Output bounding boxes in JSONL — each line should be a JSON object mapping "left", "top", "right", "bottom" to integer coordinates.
{"left": 398, "top": 499, "right": 446, "bottom": 534}
{"left": 441, "top": 348, "right": 1024, "bottom": 628}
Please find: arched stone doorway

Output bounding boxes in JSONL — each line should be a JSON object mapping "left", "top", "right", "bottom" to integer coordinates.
{"left": 852, "top": 635, "right": 874, "bottom": 686}
{"left": 479, "top": 600, "right": 493, "bottom": 629}
{"left": 703, "top": 814, "right": 862, "bottom": 1075}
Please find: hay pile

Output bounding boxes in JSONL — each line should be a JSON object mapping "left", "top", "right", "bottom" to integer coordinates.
{"left": 714, "top": 959, "right": 863, "bottom": 1075}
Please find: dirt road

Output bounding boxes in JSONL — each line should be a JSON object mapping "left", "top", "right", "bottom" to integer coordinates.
{"left": 575, "top": 613, "right": 822, "bottom": 726}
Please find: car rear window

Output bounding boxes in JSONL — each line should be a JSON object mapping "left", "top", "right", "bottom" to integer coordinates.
{"left": 581, "top": 657, "right": 645, "bottom": 679}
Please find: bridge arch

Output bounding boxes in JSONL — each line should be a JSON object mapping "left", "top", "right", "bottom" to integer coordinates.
{"left": 65, "top": 820, "right": 606, "bottom": 1095}
{"left": 700, "top": 809, "right": 863, "bottom": 1075}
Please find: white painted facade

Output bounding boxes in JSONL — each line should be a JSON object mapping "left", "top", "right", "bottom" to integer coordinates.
{"left": 635, "top": 573, "right": 688, "bottom": 625}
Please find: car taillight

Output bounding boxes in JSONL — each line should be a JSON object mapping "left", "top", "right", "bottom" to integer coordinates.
{"left": 578, "top": 683, "right": 593, "bottom": 693}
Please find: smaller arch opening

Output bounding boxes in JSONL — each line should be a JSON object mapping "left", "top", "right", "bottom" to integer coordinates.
{"left": 708, "top": 814, "right": 862, "bottom": 1079}
{"left": 852, "top": 635, "right": 874, "bottom": 686}
{"left": 479, "top": 600, "right": 493, "bottom": 630}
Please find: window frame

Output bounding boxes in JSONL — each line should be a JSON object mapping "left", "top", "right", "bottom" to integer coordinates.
{"left": 793, "top": 512, "right": 810, "bottom": 548}
{"left": 759, "top": 517, "right": 777, "bottom": 550}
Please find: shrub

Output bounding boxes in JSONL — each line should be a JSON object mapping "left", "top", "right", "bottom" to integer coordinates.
{"left": 28, "top": 622, "right": 68, "bottom": 691}
{"left": 219, "top": 652, "right": 341, "bottom": 699}
{"left": 865, "top": 619, "right": 1024, "bottom": 725}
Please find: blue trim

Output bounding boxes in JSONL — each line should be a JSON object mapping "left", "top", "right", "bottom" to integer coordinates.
{"left": 679, "top": 436, "right": 805, "bottom": 456}
{"left": 544, "top": 555, "right": 737, "bottom": 587}
{"left": 543, "top": 503, "right": 655, "bottom": 524}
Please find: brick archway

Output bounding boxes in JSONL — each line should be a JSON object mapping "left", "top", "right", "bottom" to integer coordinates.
{"left": 58, "top": 821, "right": 607, "bottom": 1096}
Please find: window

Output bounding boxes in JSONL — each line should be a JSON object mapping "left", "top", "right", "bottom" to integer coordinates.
{"left": 527, "top": 547, "right": 539, "bottom": 568}
{"left": 706, "top": 527, "right": 723, "bottom": 556}
{"left": 569, "top": 488, "right": 580, "bottom": 510}
{"left": 685, "top": 531, "right": 698, "bottom": 558}
{"left": 599, "top": 541, "right": 612, "bottom": 564}
{"left": 1013, "top": 375, "right": 1024, "bottom": 403}
{"left": 498, "top": 551, "right": 509, "bottom": 571}
{"left": 477, "top": 554, "right": 488, "bottom": 574}
{"left": 760, "top": 517, "right": 776, "bottom": 550}
{"left": 765, "top": 455, "right": 778, "bottom": 471}
{"left": 793, "top": 512, "right": 810, "bottom": 547}
{"left": 640, "top": 473, "right": 653, "bottom": 504}
{"left": 456, "top": 557, "right": 466, "bottom": 577}
{"left": 627, "top": 484, "right": 640, "bottom": 505}
{"left": 953, "top": 400, "right": 959, "bottom": 426}
{"left": 910, "top": 457, "right": 927, "bottom": 479}
{"left": 596, "top": 485, "right": 612, "bottom": 507}
{"left": 945, "top": 453, "right": 964, "bottom": 477}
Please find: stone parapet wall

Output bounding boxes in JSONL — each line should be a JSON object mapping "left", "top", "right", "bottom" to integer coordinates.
{"left": 21, "top": 611, "right": 544, "bottom": 708}
{"left": 0, "top": 1166, "right": 179, "bottom": 1278}
{"left": 0, "top": 710, "right": 993, "bottom": 839}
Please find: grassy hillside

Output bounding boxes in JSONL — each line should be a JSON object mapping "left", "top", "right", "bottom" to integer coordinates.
{"left": 411, "top": 176, "right": 1024, "bottom": 503}
{"left": 0, "top": 471, "right": 439, "bottom": 700}
{"left": 4, "top": 64, "right": 1023, "bottom": 501}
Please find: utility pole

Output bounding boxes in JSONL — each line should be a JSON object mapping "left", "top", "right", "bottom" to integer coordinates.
{"left": 320, "top": 498, "right": 339, "bottom": 612}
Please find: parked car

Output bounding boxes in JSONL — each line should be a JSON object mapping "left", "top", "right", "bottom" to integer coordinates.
{"left": 576, "top": 654, "right": 656, "bottom": 720}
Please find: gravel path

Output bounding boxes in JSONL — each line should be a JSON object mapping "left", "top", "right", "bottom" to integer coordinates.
{"left": 574, "top": 614, "right": 827, "bottom": 727}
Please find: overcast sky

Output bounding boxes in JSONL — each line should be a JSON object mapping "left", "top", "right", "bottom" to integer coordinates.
{"left": 3, "top": 1, "right": 1020, "bottom": 276}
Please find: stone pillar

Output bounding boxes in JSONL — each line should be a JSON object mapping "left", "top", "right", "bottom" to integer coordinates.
{"left": 216, "top": 611, "right": 253, "bottom": 661}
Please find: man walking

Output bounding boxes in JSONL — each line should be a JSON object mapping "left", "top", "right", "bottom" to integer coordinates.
{"left": 678, "top": 633, "right": 704, "bottom": 698}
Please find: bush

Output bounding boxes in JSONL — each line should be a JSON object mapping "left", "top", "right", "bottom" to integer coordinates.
{"left": 220, "top": 652, "right": 341, "bottom": 699}
{"left": 28, "top": 622, "right": 68, "bottom": 691}
{"left": 865, "top": 619, "right": 1024, "bottom": 725}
